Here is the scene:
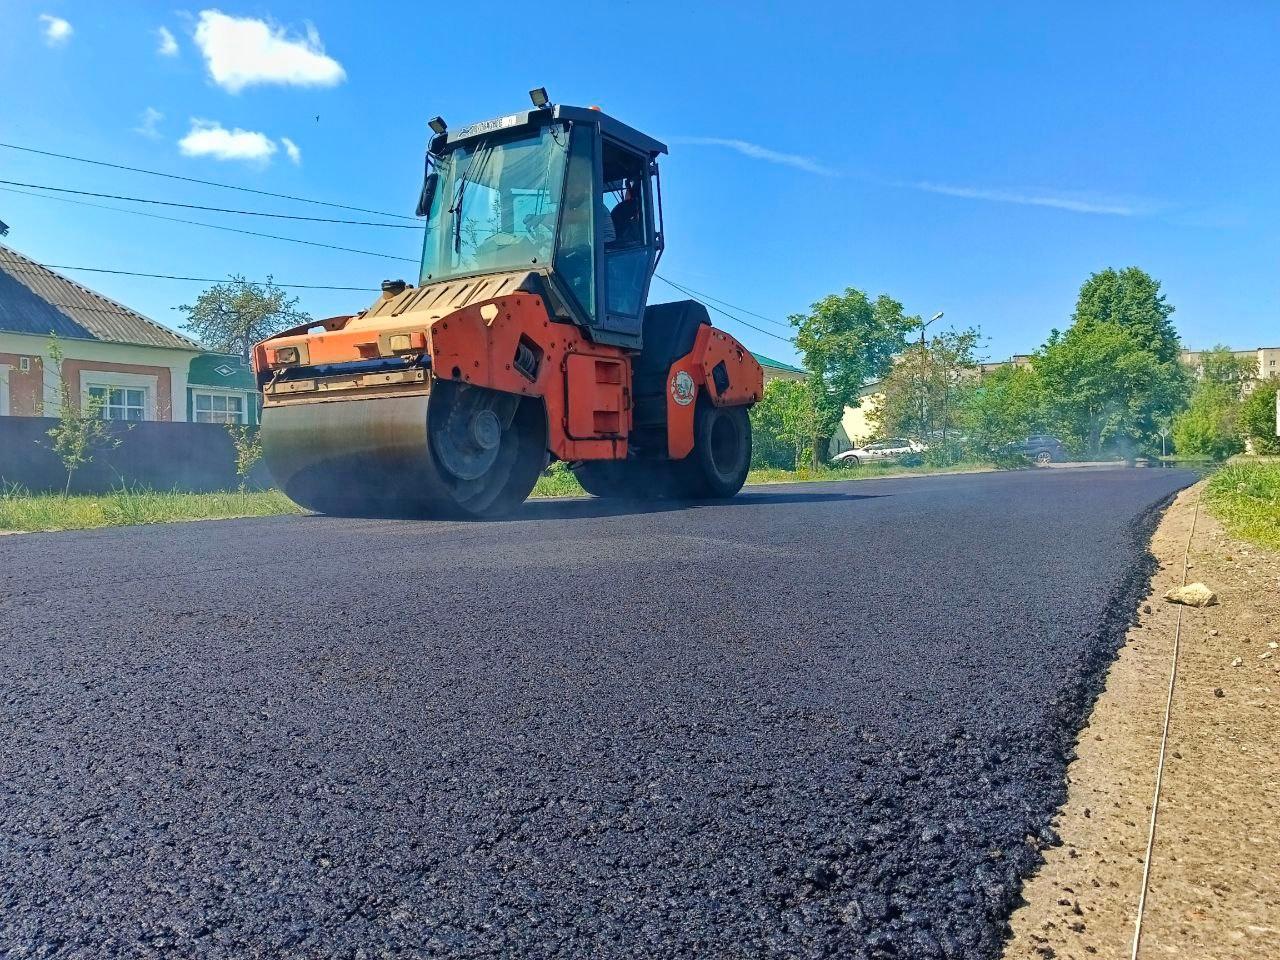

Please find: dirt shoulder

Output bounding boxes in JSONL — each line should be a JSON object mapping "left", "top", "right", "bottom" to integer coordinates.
{"left": 1004, "top": 482, "right": 1280, "bottom": 959}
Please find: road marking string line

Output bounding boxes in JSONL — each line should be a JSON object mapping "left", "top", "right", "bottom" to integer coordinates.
{"left": 1130, "top": 490, "right": 1202, "bottom": 960}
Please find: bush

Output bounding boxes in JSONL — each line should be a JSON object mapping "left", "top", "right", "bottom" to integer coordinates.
{"left": 1171, "top": 382, "right": 1243, "bottom": 461}
{"left": 987, "top": 450, "right": 1032, "bottom": 470}
{"left": 1238, "top": 380, "right": 1280, "bottom": 455}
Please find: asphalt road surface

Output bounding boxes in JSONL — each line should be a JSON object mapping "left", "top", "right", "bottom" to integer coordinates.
{"left": 0, "top": 468, "right": 1194, "bottom": 959}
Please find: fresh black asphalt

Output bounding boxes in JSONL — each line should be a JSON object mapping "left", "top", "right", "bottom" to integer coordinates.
{"left": 0, "top": 467, "right": 1194, "bottom": 959}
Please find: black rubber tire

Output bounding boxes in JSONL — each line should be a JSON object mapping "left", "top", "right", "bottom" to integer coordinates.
{"left": 571, "top": 460, "right": 645, "bottom": 499}
{"left": 674, "top": 399, "right": 752, "bottom": 499}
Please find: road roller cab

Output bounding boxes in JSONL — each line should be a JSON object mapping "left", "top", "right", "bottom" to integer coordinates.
{"left": 253, "top": 91, "right": 764, "bottom": 518}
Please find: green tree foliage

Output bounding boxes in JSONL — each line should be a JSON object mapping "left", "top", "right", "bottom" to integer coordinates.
{"left": 1072, "top": 267, "right": 1181, "bottom": 364}
{"left": 1195, "top": 345, "right": 1257, "bottom": 391}
{"left": 1171, "top": 346, "right": 1256, "bottom": 460}
{"left": 749, "top": 378, "right": 818, "bottom": 469}
{"left": 1171, "top": 381, "right": 1244, "bottom": 460}
{"left": 875, "top": 327, "right": 981, "bottom": 445}
{"left": 178, "top": 275, "right": 309, "bottom": 360}
{"left": 226, "top": 424, "right": 264, "bottom": 489}
{"left": 1033, "top": 321, "right": 1185, "bottom": 457}
{"left": 1239, "top": 379, "right": 1280, "bottom": 455}
{"left": 791, "top": 288, "right": 916, "bottom": 468}
{"left": 963, "top": 364, "right": 1042, "bottom": 450}
{"left": 41, "top": 336, "right": 121, "bottom": 496}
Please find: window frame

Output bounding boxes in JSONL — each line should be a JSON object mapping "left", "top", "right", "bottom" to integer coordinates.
{"left": 192, "top": 389, "right": 248, "bottom": 425}
{"left": 80, "top": 371, "right": 157, "bottom": 422}
{"left": 598, "top": 135, "right": 658, "bottom": 338}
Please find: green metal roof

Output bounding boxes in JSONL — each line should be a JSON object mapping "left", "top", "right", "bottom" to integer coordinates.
{"left": 750, "top": 352, "right": 805, "bottom": 375}
{"left": 188, "top": 352, "right": 256, "bottom": 390}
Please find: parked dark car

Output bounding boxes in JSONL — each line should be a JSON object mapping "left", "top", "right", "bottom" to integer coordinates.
{"left": 1002, "top": 435, "right": 1068, "bottom": 464}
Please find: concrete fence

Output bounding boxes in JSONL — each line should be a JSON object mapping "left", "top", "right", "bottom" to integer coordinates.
{"left": 0, "top": 416, "right": 271, "bottom": 494}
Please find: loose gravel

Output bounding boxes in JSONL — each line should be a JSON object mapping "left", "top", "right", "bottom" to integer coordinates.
{"left": 0, "top": 468, "right": 1193, "bottom": 959}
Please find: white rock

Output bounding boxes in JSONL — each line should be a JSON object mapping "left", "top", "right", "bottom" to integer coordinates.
{"left": 1164, "top": 583, "right": 1219, "bottom": 607}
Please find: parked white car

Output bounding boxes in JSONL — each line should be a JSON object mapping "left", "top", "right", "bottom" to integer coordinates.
{"left": 831, "top": 438, "right": 927, "bottom": 466}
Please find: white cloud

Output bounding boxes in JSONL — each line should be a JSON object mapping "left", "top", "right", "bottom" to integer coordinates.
{"left": 178, "top": 119, "right": 277, "bottom": 163}
{"left": 904, "top": 180, "right": 1151, "bottom": 217}
{"left": 281, "top": 137, "right": 301, "bottom": 165}
{"left": 156, "top": 26, "right": 179, "bottom": 57}
{"left": 134, "top": 107, "right": 164, "bottom": 140}
{"left": 671, "top": 136, "right": 835, "bottom": 176}
{"left": 193, "top": 10, "right": 346, "bottom": 93}
{"left": 39, "top": 14, "right": 73, "bottom": 47}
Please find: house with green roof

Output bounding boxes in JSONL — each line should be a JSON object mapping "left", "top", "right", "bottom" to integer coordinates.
{"left": 186, "top": 353, "right": 260, "bottom": 426}
{"left": 751, "top": 352, "right": 806, "bottom": 383}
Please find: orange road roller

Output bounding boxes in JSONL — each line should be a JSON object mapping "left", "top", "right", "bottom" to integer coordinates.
{"left": 253, "top": 92, "right": 763, "bottom": 518}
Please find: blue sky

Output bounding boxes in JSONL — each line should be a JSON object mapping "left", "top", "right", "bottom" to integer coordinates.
{"left": 1, "top": 1, "right": 1277, "bottom": 366}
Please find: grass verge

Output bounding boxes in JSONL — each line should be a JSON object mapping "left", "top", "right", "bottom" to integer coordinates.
{"left": 1, "top": 460, "right": 999, "bottom": 533}
{"left": 0, "top": 487, "right": 302, "bottom": 533}
{"left": 1204, "top": 461, "right": 1280, "bottom": 550}
{"left": 530, "top": 459, "right": 996, "bottom": 498}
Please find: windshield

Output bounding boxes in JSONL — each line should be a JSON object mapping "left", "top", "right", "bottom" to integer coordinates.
{"left": 420, "top": 126, "right": 569, "bottom": 284}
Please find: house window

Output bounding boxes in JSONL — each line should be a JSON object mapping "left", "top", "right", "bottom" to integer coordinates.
{"left": 194, "top": 392, "right": 246, "bottom": 424}
{"left": 88, "top": 385, "right": 148, "bottom": 421}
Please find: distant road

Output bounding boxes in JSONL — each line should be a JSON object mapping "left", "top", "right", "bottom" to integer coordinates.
{"left": 0, "top": 468, "right": 1194, "bottom": 959}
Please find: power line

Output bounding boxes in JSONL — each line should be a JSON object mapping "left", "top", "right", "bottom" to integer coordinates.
{"left": 0, "top": 185, "right": 419, "bottom": 265}
{"left": 0, "top": 179, "right": 421, "bottom": 229}
{"left": 0, "top": 141, "right": 418, "bottom": 221}
{"left": 654, "top": 274, "right": 796, "bottom": 346}
{"left": 655, "top": 275, "right": 794, "bottom": 332}
{"left": 5, "top": 262, "right": 378, "bottom": 292}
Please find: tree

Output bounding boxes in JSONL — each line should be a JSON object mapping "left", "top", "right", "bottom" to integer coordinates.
{"left": 226, "top": 424, "right": 264, "bottom": 489}
{"left": 1195, "top": 345, "right": 1256, "bottom": 393}
{"left": 1239, "top": 379, "right": 1280, "bottom": 455}
{"left": 1072, "top": 267, "right": 1180, "bottom": 365}
{"left": 1034, "top": 321, "right": 1185, "bottom": 458}
{"left": 178, "top": 275, "right": 309, "bottom": 360}
{"left": 875, "top": 327, "right": 982, "bottom": 444}
{"left": 749, "top": 379, "right": 819, "bottom": 469}
{"left": 791, "top": 288, "right": 916, "bottom": 468}
{"left": 1171, "top": 381, "right": 1244, "bottom": 460}
{"left": 963, "top": 364, "right": 1042, "bottom": 451}
{"left": 41, "top": 335, "right": 121, "bottom": 496}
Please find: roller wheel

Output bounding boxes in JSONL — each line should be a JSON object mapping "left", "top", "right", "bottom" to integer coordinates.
{"left": 427, "top": 382, "right": 547, "bottom": 518}
{"left": 674, "top": 398, "right": 752, "bottom": 499}
{"left": 571, "top": 460, "right": 646, "bottom": 499}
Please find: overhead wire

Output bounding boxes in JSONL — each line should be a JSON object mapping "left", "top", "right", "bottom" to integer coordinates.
{"left": 0, "top": 185, "right": 419, "bottom": 264}
{"left": 0, "top": 141, "right": 418, "bottom": 221}
{"left": 654, "top": 275, "right": 795, "bottom": 332}
{"left": 4, "top": 262, "right": 378, "bottom": 292}
{"left": 0, "top": 179, "right": 421, "bottom": 228}
{"left": 654, "top": 274, "right": 797, "bottom": 346}
{"left": 0, "top": 141, "right": 801, "bottom": 354}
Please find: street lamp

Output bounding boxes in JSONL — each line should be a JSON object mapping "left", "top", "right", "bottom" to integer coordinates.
{"left": 917, "top": 311, "right": 944, "bottom": 441}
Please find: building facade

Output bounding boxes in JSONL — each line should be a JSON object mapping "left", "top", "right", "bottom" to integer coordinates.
{"left": 0, "top": 243, "right": 258, "bottom": 423}
{"left": 1180, "top": 347, "right": 1280, "bottom": 383}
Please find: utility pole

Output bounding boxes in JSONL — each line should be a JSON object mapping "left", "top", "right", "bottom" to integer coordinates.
{"left": 917, "top": 311, "right": 943, "bottom": 440}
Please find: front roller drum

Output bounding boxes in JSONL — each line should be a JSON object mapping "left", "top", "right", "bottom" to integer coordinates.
{"left": 261, "top": 381, "right": 546, "bottom": 519}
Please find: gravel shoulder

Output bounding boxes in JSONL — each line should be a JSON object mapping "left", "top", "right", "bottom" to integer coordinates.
{"left": 1005, "top": 481, "right": 1280, "bottom": 959}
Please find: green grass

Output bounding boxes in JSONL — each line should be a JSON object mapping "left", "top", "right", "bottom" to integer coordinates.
{"left": 0, "top": 459, "right": 997, "bottom": 533}
{"left": 1204, "top": 462, "right": 1280, "bottom": 550}
{"left": 0, "top": 486, "right": 302, "bottom": 533}
{"left": 529, "top": 459, "right": 995, "bottom": 499}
